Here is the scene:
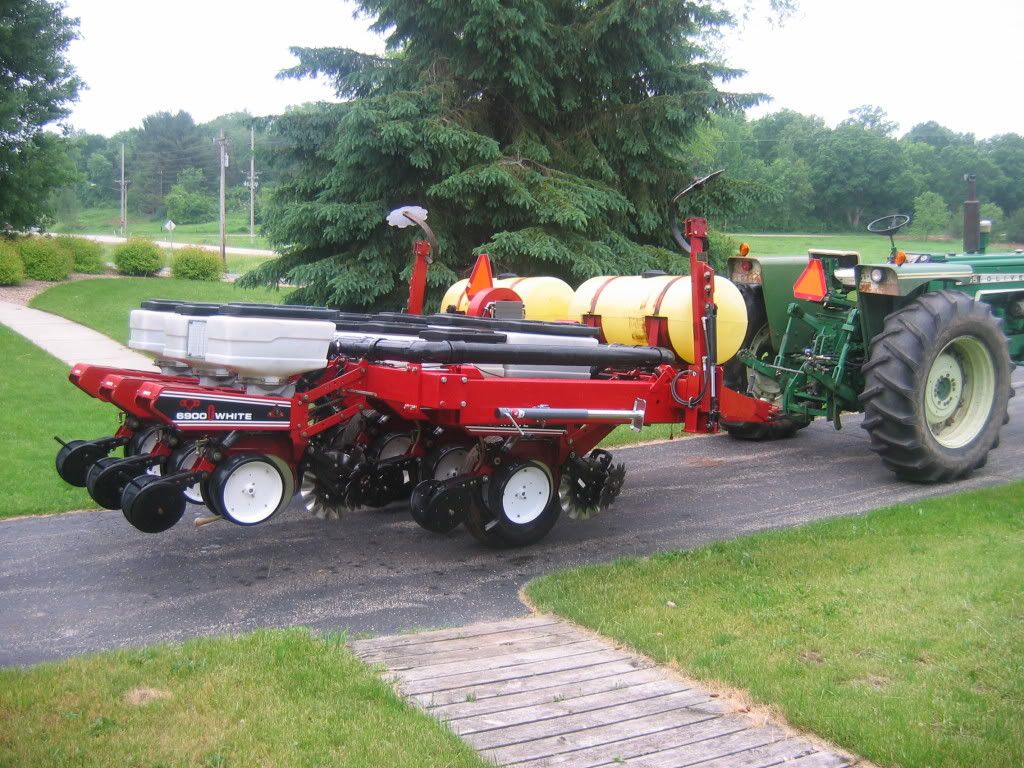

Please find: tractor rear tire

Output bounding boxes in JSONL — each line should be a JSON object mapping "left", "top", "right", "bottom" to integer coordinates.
{"left": 722, "top": 286, "right": 810, "bottom": 440}
{"left": 860, "top": 290, "right": 1012, "bottom": 483}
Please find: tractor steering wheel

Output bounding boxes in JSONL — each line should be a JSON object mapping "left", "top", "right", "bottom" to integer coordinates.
{"left": 866, "top": 213, "right": 911, "bottom": 236}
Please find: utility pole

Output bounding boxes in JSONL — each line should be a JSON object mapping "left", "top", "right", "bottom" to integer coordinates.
{"left": 119, "top": 143, "right": 126, "bottom": 237}
{"left": 246, "top": 126, "right": 258, "bottom": 243}
{"left": 216, "top": 129, "right": 228, "bottom": 266}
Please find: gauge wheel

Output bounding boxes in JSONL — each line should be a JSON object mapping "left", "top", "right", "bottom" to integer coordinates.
{"left": 127, "top": 425, "right": 166, "bottom": 478}
{"left": 422, "top": 444, "right": 472, "bottom": 482}
{"left": 206, "top": 453, "right": 295, "bottom": 526}
{"left": 369, "top": 431, "right": 414, "bottom": 462}
{"left": 168, "top": 442, "right": 204, "bottom": 504}
{"left": 861, "top": 290, "right": 1012, "bottom": 482}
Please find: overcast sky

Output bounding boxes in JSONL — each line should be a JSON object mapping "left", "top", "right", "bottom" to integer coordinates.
{"left": 64, "top": 0, "right": 1023, "bottom": 139}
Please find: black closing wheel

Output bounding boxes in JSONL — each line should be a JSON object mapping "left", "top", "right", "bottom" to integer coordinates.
{"left": 55, "top": 440, "right": 111, "bottom": 487}
{"left": 866, "top": 213, "right": 911, "bottom": 236}
{"left": 861, "top": 291, "right": 1012, "bottom": 482}
{"left": 121, "top": 475, "right": 186, "bottom": 533}
{"left": 207, "top": 453, "right": 294, "bottom": 526}
{"left": 721, "top": 285, "right": 810, "bottom": 440}
{"left": 468, "top": 460, "right": 560, "bottom": 548}
{"left": 87, "top": 457, "right": 144, "bottom": 510}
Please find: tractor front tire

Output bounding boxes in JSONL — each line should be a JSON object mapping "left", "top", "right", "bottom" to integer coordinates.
{"left": 860, "top": 290, "right": 1012, "bottom": 483}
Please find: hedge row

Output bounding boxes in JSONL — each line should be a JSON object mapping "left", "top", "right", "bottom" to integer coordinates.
{"left": 0, "top": 236, "right": 109, "bottom": 286}
{"left": 0, "top": 236, "right": 227, "bottom": 286}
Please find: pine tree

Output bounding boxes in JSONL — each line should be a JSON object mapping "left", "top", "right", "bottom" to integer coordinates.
{"left": 243, "top": 0, "right": 756, "bottom": 308}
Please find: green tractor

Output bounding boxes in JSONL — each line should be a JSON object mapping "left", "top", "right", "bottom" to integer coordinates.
{"left": 723, "top": 213, "right": 1022, "bottom": 482}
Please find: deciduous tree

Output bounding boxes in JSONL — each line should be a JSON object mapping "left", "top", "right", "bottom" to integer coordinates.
{"left": 0, "top": 0, "right": 81, "bottom": 228}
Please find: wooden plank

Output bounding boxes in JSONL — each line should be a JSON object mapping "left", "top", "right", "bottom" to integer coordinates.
{"left": 483, "top": 708, "right": 722, "bottom": 766}
{"left": 430, "top": 668, "right": 667, "bottom": 720}
{"left": 604, "top": 724, "right": 788, "bottom": 768}
{"left": 510, "top": 716, "right": 748, "bottom": 768}
{"left": 450, "top": 679, "right": 691, "bottom": 735}
{"left": 395, "top": 639, "right": 608, "bottom": 683}
{"left": 683, "top": 736, "right": 818, "bottom": 768}
{"left": 358, "top": 624, "right": 588, "bottom": 665}
{"left": 783, "top": 751, "right": 852, "bottom": 767}
{"left": 412, "top": 659, "right": 655, "bottom": 708}
{"left": 381, "top": 632, "right": 593, "bottom": 671}
{"left": 349, "top": 615, "right": 560, "bottom": 653}
{"left": 468, "top": 690, "right": 725, "bottom": 751}
{"left": 400, "top": 649, "right": 632, "bottom": 696}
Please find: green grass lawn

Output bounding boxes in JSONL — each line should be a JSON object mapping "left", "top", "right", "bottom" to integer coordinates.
{"left": 57, "top": 206, "right": 273, "bottom": 250}
{"left": 0, "top": 327, "right": 117, "bottom": 517}
{"left": 602, "top": 422, "right": 688, "bottom": 447}
{"left": 731, "top": 232, "right": 1019, "bottom": 263}
{"left": 527, "top": 481, "right": 1024, "bottom": 768}
{"left": 0, "top": 628, "right": 487, "bottom": 768}
{"left": 30, "top": 278, "right": 288, "bottom": 344}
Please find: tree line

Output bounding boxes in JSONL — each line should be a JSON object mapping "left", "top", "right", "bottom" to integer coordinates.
{"left": 52, "top": 110, "right": 277, "bottom": 227}
{"left": 692, "top": 106, "right": 1024, "bottom": 239}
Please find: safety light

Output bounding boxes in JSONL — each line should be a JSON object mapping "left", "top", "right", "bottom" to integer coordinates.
{"left": 894, "top": 251, "right": 907, "bottom": 266}
{"left": 792, "top": 259, "right": 828, "bottom": 302}
{"left": 738, "top": 243, "right": 750, "bottom": 257}
{"left": 740, "top": 259, "right": 753, "bottom": 272}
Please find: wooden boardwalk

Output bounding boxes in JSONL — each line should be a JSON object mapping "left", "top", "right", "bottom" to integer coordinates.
{"left": 350, "top": 616, "right": 858, "bottom": 768}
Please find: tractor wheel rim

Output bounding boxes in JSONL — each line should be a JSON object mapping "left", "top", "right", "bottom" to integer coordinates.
{"left": 924, "top": 335, "right": 995, "bottom": 449}
{"left": 433, "top": 448, "right": 468, "bottom": 481}
{"left": 222, "top": 461, "right": 284, "bottom": 524}
{"left": 502, "top": 465, "right": 551, "bottom": 525}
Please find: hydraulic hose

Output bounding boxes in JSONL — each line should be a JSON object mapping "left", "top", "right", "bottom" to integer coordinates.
{"left": 331, "top": 337, "right": 677, "bottom": 368}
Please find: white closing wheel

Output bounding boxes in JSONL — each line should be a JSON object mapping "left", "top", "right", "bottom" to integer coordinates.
{"left": 477, "top": 459, "right": 562, "bottom": 547}
{"left": 209, "top": 453, "right": 294, "bottom": 526}
{"left": 500, "top": 464, "right": 552, "bottom": 524}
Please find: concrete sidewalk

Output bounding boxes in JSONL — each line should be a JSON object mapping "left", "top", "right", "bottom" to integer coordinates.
{"left": 0, "top": 301, "right": 155, "bottom": 370}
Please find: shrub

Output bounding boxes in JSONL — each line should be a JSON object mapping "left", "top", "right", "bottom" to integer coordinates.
{"left": 55, "top": 236, "right": 105, "bottom": 273}
{"left": 0, "top": 241, "right": 24, "bottom": 285}
{"left": 18, "top": 237, "right": 73, "bottom": 281}
{"left": 171, "top": 247, "right": 224, "bottom": 281}
{"left": 113, "top": 238, "right": 163, "bottom": 276}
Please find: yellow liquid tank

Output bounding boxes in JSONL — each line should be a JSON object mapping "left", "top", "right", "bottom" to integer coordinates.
{"left": 569, "top": 275, "right": 748, "bottom": 363}
{"left": 439, "top": 276, "right": 575, "bottom": 322}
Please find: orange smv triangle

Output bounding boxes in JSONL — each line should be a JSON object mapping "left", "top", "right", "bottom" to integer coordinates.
{"left": 466, "top": 253, "right": 494, "bottom": 299}
{"left": 792, "top": 258, "right": 827, "bottom": 301}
